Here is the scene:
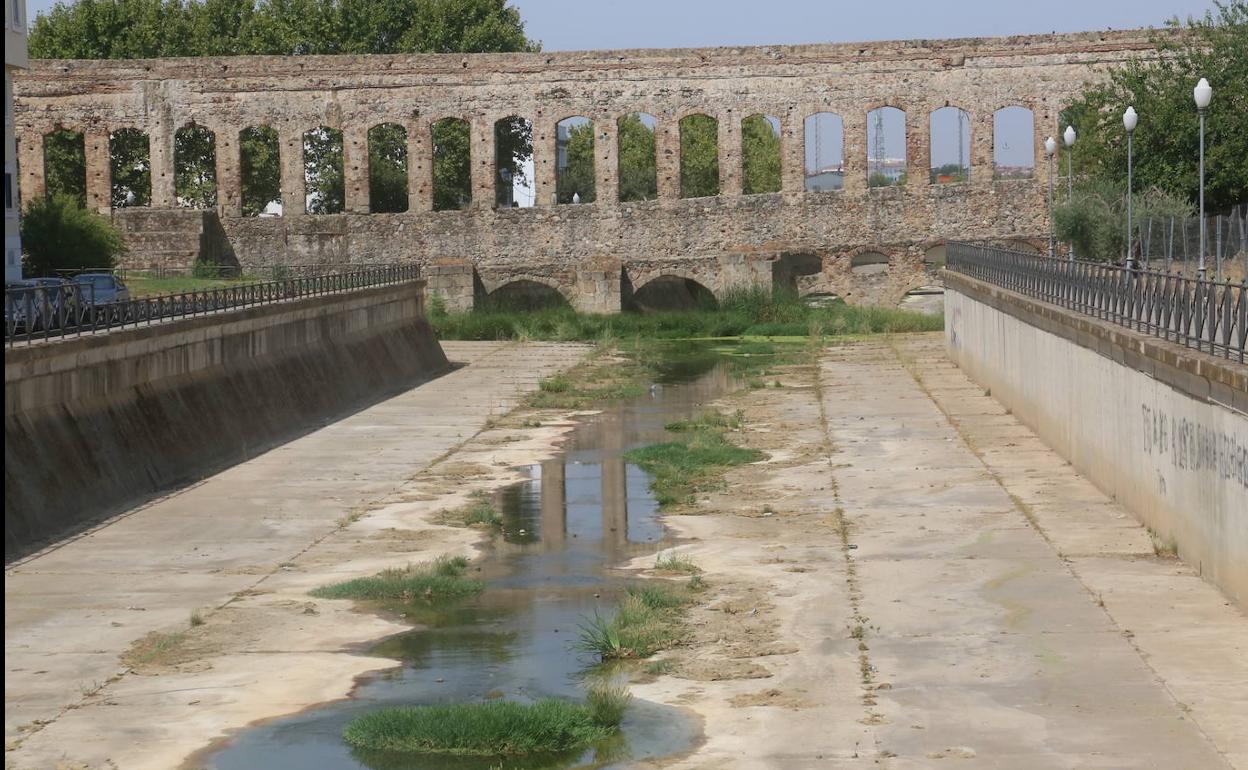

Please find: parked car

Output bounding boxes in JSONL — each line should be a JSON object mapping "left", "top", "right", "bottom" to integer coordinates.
{"left": 74, "top": 273, "right": 130, "bottom": 320}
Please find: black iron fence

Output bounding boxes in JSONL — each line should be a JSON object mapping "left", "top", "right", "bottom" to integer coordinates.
{"left": 947, "top": 242, "right": 1246, "bottom": 363}
{"left": 5, "top": 265, "right": 421, "bottom": 347}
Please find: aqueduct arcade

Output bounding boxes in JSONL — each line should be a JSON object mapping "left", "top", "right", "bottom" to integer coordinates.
{"left": 12, "top": 30, "right": 1161, "bottom": 309}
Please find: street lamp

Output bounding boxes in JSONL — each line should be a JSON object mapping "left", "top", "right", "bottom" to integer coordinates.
{"left": 1194, "top": 77, "right": 1212, "bottom": 279}
{"left": 1045, "top": 136, "right": 1057, "bottom": 258}
{"left": 1064, "top": 124, "right": 1077, "bottom": 260}
{"left": 1123, "top": 106, "right": 1138, "bottom": 269}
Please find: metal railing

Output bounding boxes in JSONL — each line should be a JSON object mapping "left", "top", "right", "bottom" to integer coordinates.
{"left": 947, "top": 242, "right": 1246, "bottom": 363}
{"left": 5, "top": 265, "right": 421, "bottom": 347}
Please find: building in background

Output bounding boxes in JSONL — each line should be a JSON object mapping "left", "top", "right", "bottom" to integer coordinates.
{"left": 5, "top": 0, "right": 27, "bottom": 282}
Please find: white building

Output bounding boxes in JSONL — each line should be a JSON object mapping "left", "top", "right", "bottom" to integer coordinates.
{"left": 5, "top": 0, "right": 27, "bottom": 282}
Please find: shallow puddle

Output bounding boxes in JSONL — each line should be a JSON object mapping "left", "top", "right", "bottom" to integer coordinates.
{"left": 204, "top": 343, "right": 739, "bottom": 770}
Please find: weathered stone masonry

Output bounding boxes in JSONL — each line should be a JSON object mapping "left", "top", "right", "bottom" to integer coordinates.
{"left": 12, "top": 30, "right": 1161, "bottom": 309}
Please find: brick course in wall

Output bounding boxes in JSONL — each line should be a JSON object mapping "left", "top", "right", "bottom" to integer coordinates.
{"left": 12, "top": 30, "right": 1162, "bottom": 308}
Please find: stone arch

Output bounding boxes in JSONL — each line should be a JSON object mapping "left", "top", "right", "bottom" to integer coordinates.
{"left": 849, "top": 250, "right": 891, "bottom": 276}
{"left": 678, "top": 113, "right": 719, "bottom": 199}
{"left": 494, "top": 115, "right": 533, "bottom": 209}
{"left": 741, "top": 113, "right": 781, "bottom": 195}
{"left": 993, "top": 105, "right": 1035, "bottom": 179}
{"left": 482, "top": 277, "right": 572, "bottom": 311}
{"left": 174, "top": 122, "right": 217, "bottom": 208}
{"left": 109, "top": 127, "right": 151, "bottom": 208}
{"left": 923, "top": 243, "right": 947, "bottom": 268}
{"left": 928, "top": 106, "right": 970, "bottom": 184}
{"left": 368, "top": 122, "right": 409, "bottom": 213}
{"left": 866, "top": 105, "right": 907, "bottom": 187}
{"left": 629, "top": 272, "right": 719, "bottom": 312}
{"left": 617, "top": 111, "right": 658, "bottom": 202}
{"left": 555, "top": 115, "right": 595, "bottom": 204}
{"left": 804, "top": 111, "right": 844, "bottom": 192}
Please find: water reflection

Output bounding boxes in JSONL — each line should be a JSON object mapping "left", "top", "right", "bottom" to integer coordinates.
{"left": 206, "top": 344, "right": 735, "bottom": 770}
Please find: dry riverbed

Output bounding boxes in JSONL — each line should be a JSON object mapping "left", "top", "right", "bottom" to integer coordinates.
{"left": 6, "top": 335, "right": 1245, "bottom": 769}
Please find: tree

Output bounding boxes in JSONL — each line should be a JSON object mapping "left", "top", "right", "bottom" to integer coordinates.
{"left": 43, "top": 129, "right": 86, "bottom": 207}
{"left": 1056, "top": 179, "right": 1194, "bottom": 262}
{"left": 556, "top": 121, "right": 595, "bottom": 204}
{"left": 303, "top": 127, "right": 344, "bottom": 214}
{"left": 370, "top": 123, "right": 409, "bottom": 213}
{"left": 109, "top": 128, "right": 151, "bottom": 207}
{"left": 240, "top": 125, "right": 281, "bottom": 216}
{"left": 432, "top": 118, "right": 470, "bottom": 211}
{"left": 175, "top": 124, "right": 217, "bottom": 208}
{"left": 680, "top": 115, "right": 719, "bottom": 198}
{"left": 741, "top": 114, "right": 781, "bottom": 195}
{"left": 21, "top": 194, "right": 127, "bottom": 274}
{"left": 1060, "top": 2, "right": 1246, "bottom": 214}
{"left": 617, "top": 113, "right": 657, "bottom": 202}
{"left": 29, "top": 0, "right": 538, "bottom": 213}
{"left": 493, "top": 116, "right": 532, "bottom": 208}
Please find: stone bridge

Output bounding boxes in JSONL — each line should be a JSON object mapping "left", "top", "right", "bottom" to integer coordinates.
{"left": 12, "top": 30, "right": 1160, "bottom": 310}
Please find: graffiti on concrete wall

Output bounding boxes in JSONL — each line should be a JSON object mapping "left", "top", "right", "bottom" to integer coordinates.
{"left": 1141, "top": 405, "right": 1248, "bottom": 490}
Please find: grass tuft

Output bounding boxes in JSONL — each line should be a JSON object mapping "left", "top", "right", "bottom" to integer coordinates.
{"left": 342, "top": 694, "right": 625, "bottom": 755}
{"left": 310, "top": 556, "right": 482, "bottom": 602}
{"left": 577, "top": 584, "right": 694, "bottom": 661}
{"left": 654, "top": 551, "right": 701, "bottom": 575}
{"left": 442, "top": 493, "right": 502, "bottom": 529}
{"left": 626, "top": 409, "right": 764, "bottom": 509}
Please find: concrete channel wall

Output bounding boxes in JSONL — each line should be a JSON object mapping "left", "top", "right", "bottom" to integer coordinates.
{"left": 943, "top": 272, "right": 1248, "bottom": 607}
{"left": 3, "top": 281, "right": 448, "bottom": 559}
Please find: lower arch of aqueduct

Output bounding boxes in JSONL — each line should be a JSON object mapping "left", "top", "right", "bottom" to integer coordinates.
{"left": 12, "top": 30, "right": 1158, "bottom": 310}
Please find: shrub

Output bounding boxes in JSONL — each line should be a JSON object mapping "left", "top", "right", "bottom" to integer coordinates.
{"left": 21, "top": 194, "right": 126, "bottom": 275}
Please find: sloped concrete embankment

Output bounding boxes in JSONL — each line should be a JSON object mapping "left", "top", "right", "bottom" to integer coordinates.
{"left": 944, "top": 271, "right": 1248, "bottom": 607}
{"left": 3, "top": 281, "right": 448, "bottom": 558}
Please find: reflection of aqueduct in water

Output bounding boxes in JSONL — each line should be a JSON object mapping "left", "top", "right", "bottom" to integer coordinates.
{"left": 12, "top": 30, "right": 1157, "bottom": 308}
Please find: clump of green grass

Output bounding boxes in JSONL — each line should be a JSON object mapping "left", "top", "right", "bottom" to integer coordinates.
{"left": 189, "top": 609, "right": 205, "bottom": 627}
{"left": 430, "top": 285, "right": 941, "bottom": 343}
{"left": 441, "top": 493, "right": 502, "bottom": 529}
{"left": 577, "top": 584, "right": 694, "bottom": 661}
{"left": 665, "top": 410, "right": 742, "bottom": 432}
{"left": 310, "top": 556, "right": 482, "bottom": 602}
{"left": 586, "top": 682, "right": 631, "bottom": 728}
{"left": 654, "top": 551, "right": 701, "bottom": 575}
{"left": 342, "top": 694, "right": 624, "bottom": 755}
{"left": 626, "top": 410, "right": 764, "bottom": 508}
{"left": 538, "top": 375, "right": 571, "bottom": 393}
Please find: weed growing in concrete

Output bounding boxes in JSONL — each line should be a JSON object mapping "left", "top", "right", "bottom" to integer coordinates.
{"left": 654, "top": 551, "right": 701, "bottom": 575}
{"left": 538, "top": 375, "right": 572, "bottom": 393}
{"left": 441, "top": 493, "right": 502, "bottom": 529}
{"left": 310, "top": 556, "right": 483, "bottom": 602}
{"left": 626, "top": 410, "right": 764, "bottom": 509}
{"left": 189, "top": 609, "right": 205, "bottom": 627}
{"left": 342, "top": 695, "right": 623, "bottom": 755}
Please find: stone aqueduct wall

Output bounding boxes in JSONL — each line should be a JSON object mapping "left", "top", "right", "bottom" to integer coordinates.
{"left": 13, "top": 31, "right": 1160, "bottom": 309}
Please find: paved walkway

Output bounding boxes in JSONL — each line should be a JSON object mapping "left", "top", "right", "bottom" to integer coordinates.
{"left": 3, "top": 341, "right": 588, "bottom": 753}
{"left": 824, "top": 336, "right": 1247, "bottom": 767}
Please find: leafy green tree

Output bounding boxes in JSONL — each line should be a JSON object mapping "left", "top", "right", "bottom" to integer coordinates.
{"left": 109, "top": 128, "right": 150, "bottom": 207}
{"left": 680, "top": 114, "right": 719, "bottom": 198}
{"left": 556, "top": 120, "right": 595, "bottom": 204}
{"left": 43, "top": 129, "right": 86, "bottom": 207}
{"left": 432, "top": 118, "right": 471, "bottom": 211}
{"left": 303, "top": 127, "right": 344, "bottom": 214}
{"left": 1061, "top": 2, "right": 1246, "bottom": 214}
{"left": 21, "top": 194, "right": 127, "bottom": 274}
{"left": 617, "top": 113, "right": 657, "bottom": 202}
{"left": 370, "top": 123, "right": 409, "bottom": 213}
{"left": 29, "top": 0, "right": 537, "bottom": 212}
{"left": 493, "top": 116, "right": 532, "bottom": 208}
{"left": 741, "top": 114, "right": 781, "bottom": 195}
{"left": 240, "top": 125, "right": 281, "bottom": 216}
{"left": 1056, "top": 179, "right": 1194, "bottom": 262}
{"left": 175, "top": 124, "right": 217, "bottom": 208}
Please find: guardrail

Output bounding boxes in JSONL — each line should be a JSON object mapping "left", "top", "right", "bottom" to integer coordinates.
{"left": 5, "top": 265, "right": 421, "bottom": 347}
{"left": 947, "top": 242, "right": 1246, "bottom": 363}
